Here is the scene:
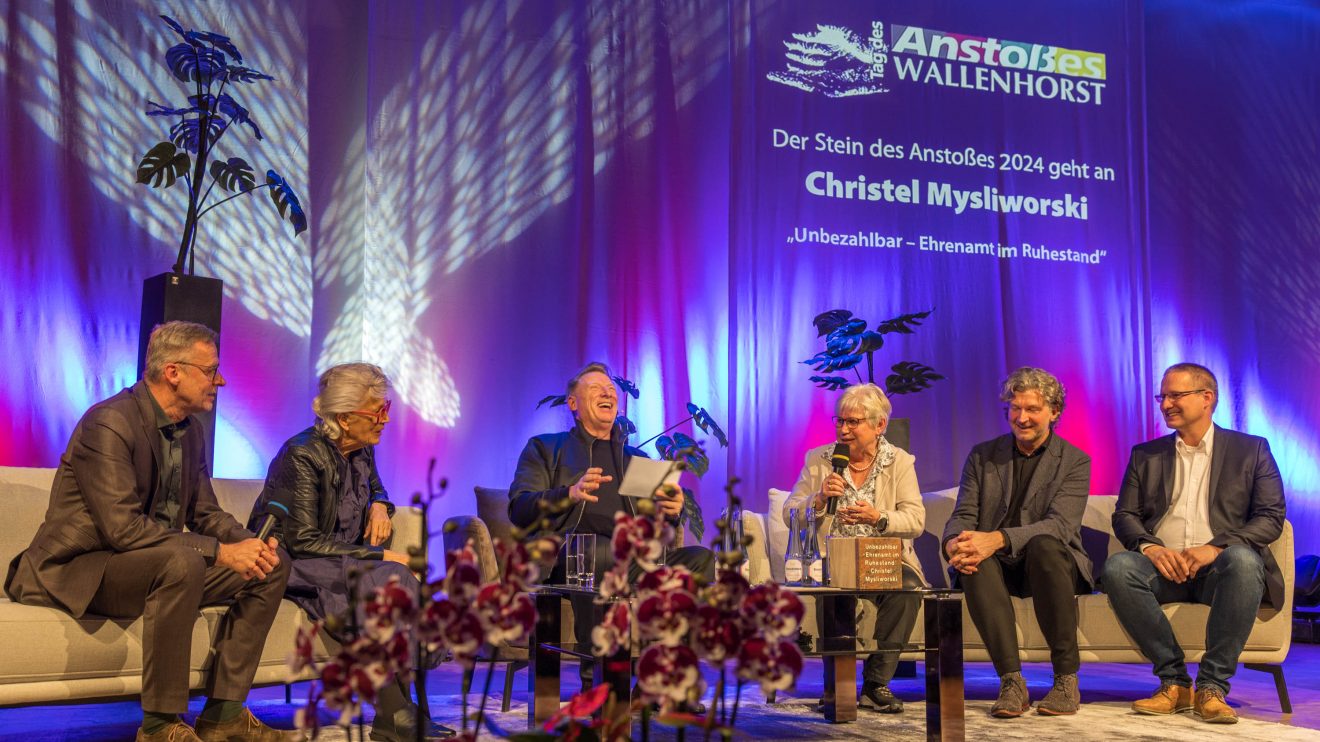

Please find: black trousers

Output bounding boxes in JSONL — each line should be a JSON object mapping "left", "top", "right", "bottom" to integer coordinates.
{"left": 960, "top": 535, "right": 1085, "bottom": 676}
{"left": 862, "top": 565, "right": 924, "bottom": 685}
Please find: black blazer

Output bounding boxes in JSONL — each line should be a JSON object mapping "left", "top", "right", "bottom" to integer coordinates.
{"left": 508, "top": 421, "right": 646, "bottom": 536}
{"left": 941, "top": 432, "right": 1094, "bottom": 589}
{"left": 1112, "top": 425, "right": 1287, "bottom": 608}
{"left": 249, "top": 426, "right": 395, "bottom": 561}
{"left": 5, "top": 382, "right": 249, "bottom": 617}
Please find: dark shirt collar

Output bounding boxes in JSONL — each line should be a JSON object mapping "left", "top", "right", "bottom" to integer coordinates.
{"left": 1012, "top": 430, "right": 1054, "bottom": 459}
{"left": 147, "top": 390, "right": 191, "bottom": 439}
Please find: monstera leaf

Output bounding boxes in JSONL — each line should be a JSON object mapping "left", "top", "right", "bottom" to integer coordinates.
{"left": 685, "top": 403, "right": 728, "bottom": 447}
{"left": 265, "top": 170, "right": 307, "bottom": 235}
{"left": 809, "top": 375, "right": 851, "bottom": 391}
{"left": 876, "top": 310, "right": 933, "bottom": 335}
{"left": 812, "top": 309, "right": 854, "bottom": 337}
{"left": 224, "top": 65, "right": 274, "bottom": 83}
{"left": 185, "top": 30, "right": 243, "bottom": 62}
{"left": 680, "top": 487, "right": 704, "bottom": 541}
{"left": 136, "top": 142, "right": 189, "bottom": 188}
{"left": 656, "top": 432, "right": 710, "bottom": 477}
{"left": 536, "top": 394, "right": 567, "bottom": 409}
{"left": 209, "top": 158, "right": 255, "bottom": 192}
{"left": 190, "top": 94, "right": 263, "bottom": 140}
{"left": 165, "top": 42, "right": 226, "bottom": 84}
{"left": 885, "top": 361, "right": 945, "bottom": 395}
{"left": 169, "top": 117, "right": 227, "bottom": 154}
{"left": 614, "top": 415, "right": 637, "bottom": 437}
{"left": 802, "top": 351, "right": 864, "bottom": 374}
{"left": 613, "top": 376, "right": 640, "bottom": 399}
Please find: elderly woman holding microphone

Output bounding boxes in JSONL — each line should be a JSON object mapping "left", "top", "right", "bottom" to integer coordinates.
{"left": 251, "top": 363, "right": 453, "bottom": 741}
{"left": 783, "top": 383, "right": 926, "bottom": 713}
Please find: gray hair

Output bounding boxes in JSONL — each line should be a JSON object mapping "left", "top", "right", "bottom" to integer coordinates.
{"left": 566, "top": 361, "right": 613, "bottom": 395}
{"left": 837, "top": 383, "right": 892, "bottom": 427}
{"left": 313, "top": 363, "right": 391, "bottom": 440}
{"left": 144, "top": 321, "right": 218, "bottom": 382}
{"left": 999, "top": 366, "right": 1066, "bottom": 418}
{"left": 1164, "top": 362, "right": 1219, "bottom": 410}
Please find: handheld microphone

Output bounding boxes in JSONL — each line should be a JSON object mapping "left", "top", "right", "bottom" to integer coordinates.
{"left": 253, "top": 499, "right": 291, "bottom": 542}
{"left": 825, "top": 443, "right": 850, "bottom": 516}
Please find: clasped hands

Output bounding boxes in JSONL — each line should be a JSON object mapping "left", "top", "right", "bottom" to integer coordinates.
{"left": 945, "top": 530, "right": 1007, "bottom": 575}
{"left": 815, "top": 473, "right": 880, "bottom": 526}
{"left": 217, "top": 537, "right": 281, "bottom": 580}
{"left": 1144, "top": 543, "right": 1223, "bottom": 582}
{"left": 570, "top": 467, "right": 684, "bottom": 518}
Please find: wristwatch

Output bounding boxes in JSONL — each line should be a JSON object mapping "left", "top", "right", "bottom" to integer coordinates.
{"left": 875, "top": 513, "right": 888, "bottom": 532}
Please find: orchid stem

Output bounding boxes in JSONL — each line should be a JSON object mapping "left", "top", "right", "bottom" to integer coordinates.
{"left": 472, "top": 644, "right": 498, "bottom": 735}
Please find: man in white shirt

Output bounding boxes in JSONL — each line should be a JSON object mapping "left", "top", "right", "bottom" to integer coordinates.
{"left": 1104, "top": 363, "right": 1286, "bottom": 724}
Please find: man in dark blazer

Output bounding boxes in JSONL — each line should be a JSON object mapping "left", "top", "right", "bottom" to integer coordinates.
{"left": 1104, "top": 362, "right": 1285, "bottom": 725}
{"left": 942, "top": 367, "right": 1091, "bottom": 718}
{"left": 4, "top": 322, "right": 302, "bottom": 742}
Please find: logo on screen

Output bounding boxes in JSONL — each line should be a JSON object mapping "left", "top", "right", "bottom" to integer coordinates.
{"left": 768, "top": 21, "right": 1107, "bottom": 106}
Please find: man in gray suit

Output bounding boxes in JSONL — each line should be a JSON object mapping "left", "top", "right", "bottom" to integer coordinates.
{"left": 943, "top": 367, "right": 1091, "bottom": 718}
{"left": 4, "top": 322, "right": 302, "bottom": 742}
{"left": 1104, "top": 362, "right": 1285, "bottom": 724}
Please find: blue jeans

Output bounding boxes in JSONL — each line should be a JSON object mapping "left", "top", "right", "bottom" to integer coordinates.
{"left": 1101, "top": 546, "right": 1265, "bottom": 694}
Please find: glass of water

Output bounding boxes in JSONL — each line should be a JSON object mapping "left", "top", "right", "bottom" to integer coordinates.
{"left": 569, "top": 533, "right": 596, "bottom": 590}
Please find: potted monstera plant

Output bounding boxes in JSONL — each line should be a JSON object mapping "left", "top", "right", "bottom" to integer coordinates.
{"left": 136, "top": 14, "right": 307, "bottom": 274}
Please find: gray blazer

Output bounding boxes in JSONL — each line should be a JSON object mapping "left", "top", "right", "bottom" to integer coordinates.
{"left": 1112, "top": 425, "right": 1286, "bottom": 608}
{"left": 4, "top": 381, "right": 250, "bottom": 617}
{"left": 941, "top": 432, "right": 1093, "bottom": 589}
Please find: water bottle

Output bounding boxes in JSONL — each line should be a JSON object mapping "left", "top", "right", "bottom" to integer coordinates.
{"left": 804, "top": 507, "right": 824, "bottom": 586}
{"left": 784, "top": 508, "right": 803, "bottom": 585}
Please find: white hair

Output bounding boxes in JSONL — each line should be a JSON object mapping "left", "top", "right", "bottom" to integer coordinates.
{"left": 313, "top": 363, "right": 390, "bottom": 440}
{"left": 837, "top": 383, "right": 892, "bottom": 427}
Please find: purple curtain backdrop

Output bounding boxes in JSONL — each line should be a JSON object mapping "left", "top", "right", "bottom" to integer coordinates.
{"left": 1, "top": 0, "right": 1316, "bottom": 558}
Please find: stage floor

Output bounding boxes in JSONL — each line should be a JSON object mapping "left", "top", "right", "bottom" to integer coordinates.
{"left": 2, "top": 643, "right": 1316, "bottom": 740}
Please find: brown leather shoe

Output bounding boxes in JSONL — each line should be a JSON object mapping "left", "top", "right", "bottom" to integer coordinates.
{"left": 194, "top": 708, "right": 307, "bottom": 741}
{"left": 1194, "top": 686, "right": 1239, "bottom": 724}
{"left": 136, "top": 720, "right": 203, "bottom": 742}
{"left": 1131, "top": 682, "right": 1193, "bottom": 715}
{"left": 990, "top": 672, "right": 1030, "bottom": 718}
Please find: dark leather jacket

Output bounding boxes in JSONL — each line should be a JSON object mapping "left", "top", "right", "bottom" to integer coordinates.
{"left": 249, "top": 426, "right": 395, "bottom": 560}
{"left": 508, "top": 422, "right": 646, "bottom": 536}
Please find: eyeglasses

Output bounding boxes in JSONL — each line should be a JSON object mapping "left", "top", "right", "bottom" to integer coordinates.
{"left": 1154, "top": 389, "right": 1207, "bottom": 404}
{"left": 347, "top": 399, "right": 392, "bottom": 424}
{"left": 832, "top": 416, "right": 868, "bottom": 429}
{"left": 173, "top": 360, "right": 221, "bottom": 382}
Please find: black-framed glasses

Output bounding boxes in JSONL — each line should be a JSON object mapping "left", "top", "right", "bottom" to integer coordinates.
{"left": 173, "top": 360, "right": 221, "bottom": 382}
{"left": 347, "top": 399, "right": 392, "bottom": 424}
{"left": 1154, "top": 389, "right": 1207, "bottom": 404}
{"left": 832, "top": 416, "right": 868, "bottom": 429}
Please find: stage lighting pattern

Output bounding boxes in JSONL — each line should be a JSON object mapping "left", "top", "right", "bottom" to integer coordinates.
{"left": 314, "top": 0, "right": 730, "bottom": 428}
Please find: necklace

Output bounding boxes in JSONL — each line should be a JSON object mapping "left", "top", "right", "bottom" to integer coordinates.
{"left": 847, "top": 453, "right": 875, "bottom": 473}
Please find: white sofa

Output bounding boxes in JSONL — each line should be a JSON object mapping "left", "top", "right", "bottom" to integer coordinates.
{"left": 0, "top": 465, "right": 422, "bottom": 707}
{"left": 741, "top": 487, "right": 1295, "bottom": 709}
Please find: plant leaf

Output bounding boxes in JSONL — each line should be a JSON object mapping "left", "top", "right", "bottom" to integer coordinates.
{"left": 185, "top": 29, "right": 243, "bottom": 63}
{"left": 680, "top": 487, "right": 704, "bottom": 541}
{"left": 165, "top": 42, "right": 226, "bottom": 84}
{"left": 884, "top": 361, "right": 945, "bottom": 395}
{"left": 876, "top": 309, "right": 934, "bottom": 335}
{"left": 690, "top": 405, "right": 728, "bottom": 447}
{"left": 169, "top": 116, "right": 227, "bottom": 153}
{"left": 265, "top": 170, "right": 308, "bottom": 235}
{"left": 191, "top": 94, "right": 264, "bottom": 140}
{"left": 825, "top": 332, "right": 860, "bottom": 356}
{"left": 855, "top": 330, "right": 884, "bottom": 354}
{"left": 145, "top": 100, "right": 200, "bottom": 117}
{"left": 655, "top": 435, "right": 675, "bottom": 459}
{"left": 136, "top": 142, "right": 190, "bottom": 188}
{"left": 812, "top": 309, "right": 854, "bottom": 337}
{"left": 685, "top": 401, "right": 700, "bottom": 416}
{"left": 209, "top": 157, "right": 255, "bottom": 192}
{"left": 160, "top": 15, "right": 187, "bottom": 38}
{"left": 612, "top": 376, "right": 640, "bottom": 399}
{"left": 809, "top": 375, "right": 852, "bottom": 391}
{"left": 224, "top": 65, "right": 274, "bottom": 83}
{"left": 809, "top": 353, "right": 863, "bottom": 373}
{"left": 614, "top": 415, "right": 636, "bottom": 437}
{"left": 536, "top": 394, "right": 566, "bottom": 409}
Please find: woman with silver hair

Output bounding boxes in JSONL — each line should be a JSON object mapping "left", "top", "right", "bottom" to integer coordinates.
{"left": 783, "top": 383, "right": 927, "bottom": 713}
{"left": 251, "top": 362, "right": 453, "bottom": 741}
